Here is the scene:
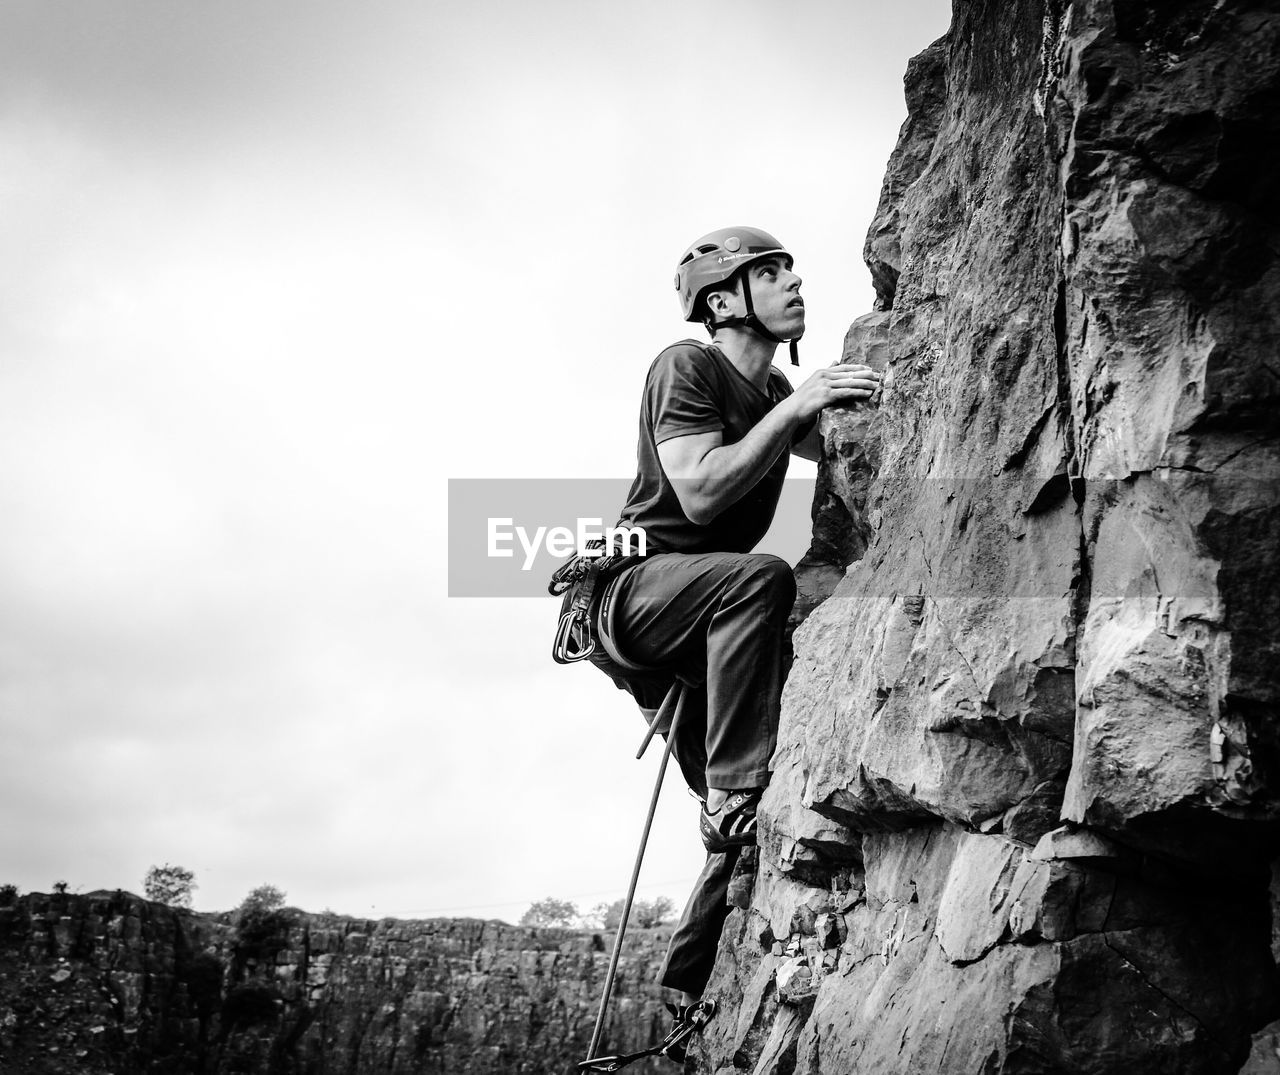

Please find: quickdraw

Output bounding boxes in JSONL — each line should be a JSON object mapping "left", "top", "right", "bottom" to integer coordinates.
{"left": 547, "top": 538, "right": 609, "bottom": 596}
{"left": 577, "top": 1001, "right": 716, "bottom": 1072}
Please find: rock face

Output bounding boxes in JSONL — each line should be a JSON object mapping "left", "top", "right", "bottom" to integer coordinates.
{"left": 709, "top": 1, "right": 1280, "bottom": 1073}
{"left": 0, "top": 891, "right": 672, "bottom": 1074}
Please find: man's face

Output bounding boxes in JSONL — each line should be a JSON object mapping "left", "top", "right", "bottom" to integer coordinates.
{"left": 741, "top": 255, "right": 804, "bottom": 337}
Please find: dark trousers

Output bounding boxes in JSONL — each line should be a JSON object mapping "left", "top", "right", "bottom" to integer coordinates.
{"left": 606, "top": 551, "right": 795, "bottom": 996}
{"left": 609, "top": 551, "right": 795, "bottom": 790}
{"left": 658, "top": 848, "right": 739, "bottom": 995}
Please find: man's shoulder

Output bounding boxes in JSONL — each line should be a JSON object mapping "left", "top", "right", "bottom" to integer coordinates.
{"left": 665, "top": 337, "right": 711, "bottom": 351}
{"left": 642, "top": 338, "right": 720, "bottom": 386}
{"left": 651, "top": 338, "right": 714, "bottom": 366}
{"left": 638, "top": 339, "right": 728, "bottom": 436}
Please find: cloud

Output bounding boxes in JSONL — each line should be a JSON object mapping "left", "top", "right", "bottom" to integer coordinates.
{"left": 0, "top": 0, "right": 953, "bottom": 916}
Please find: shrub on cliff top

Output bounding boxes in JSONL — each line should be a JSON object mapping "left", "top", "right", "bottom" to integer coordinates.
{"left": 234, "top": 884, "right": 294, "bottom": 960}
{"left": 591, "top": 896, "right": 675, "bottom": 930}
{"left": 239, "top": 883, "right": 286, "bottom": 916}
{"left": 0, "top": 883, "right": 17, "bottom": 906}
{"left": 519, "top": 897, "right": 580, "bottom": 928}
{"left": 144, "top": 863, "right": 197, "bottom": 908}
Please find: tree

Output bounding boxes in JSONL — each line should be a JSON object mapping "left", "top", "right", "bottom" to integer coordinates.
{"left": 234, "top": 884, "right": 293, "bottom": 960}
{"left": 591, "top": 896, "right": 676, "bottom": 931}
{"left": 52, "top": 880, "right": 68, "bottom": 895}
{"left": 144, "top": 863, "right": 197, "bottom": 908}
{"left": 238, "top": 884, "right": 286, "bottom": 916}
{"left": 519, "top": 897, "right": 580, "bottom": 928}
{"left": 635, "top": 895, "right": 675, "bottom": 928}
{"left": 0, "top": 883, "right": 17, "bottom": 906}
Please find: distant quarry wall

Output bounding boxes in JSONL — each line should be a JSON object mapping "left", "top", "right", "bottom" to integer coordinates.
{"left": 695, "top": 1, "right": 1280, "bottom": 1073}
{"left": 0, "top": 890, "right": 670, "bottom": 1074}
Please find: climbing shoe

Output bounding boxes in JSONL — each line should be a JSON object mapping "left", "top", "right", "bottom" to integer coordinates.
{"left": 699, "top": 789, "right": 762, "bottom": 852}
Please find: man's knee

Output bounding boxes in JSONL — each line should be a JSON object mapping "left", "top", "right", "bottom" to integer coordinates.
{"left": 734, "top": 553, "right": 796, "bottom": 605}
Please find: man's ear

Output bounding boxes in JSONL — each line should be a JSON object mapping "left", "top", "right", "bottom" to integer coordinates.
{"left": 703, "top": 280, "right": 741, "bottom": 320}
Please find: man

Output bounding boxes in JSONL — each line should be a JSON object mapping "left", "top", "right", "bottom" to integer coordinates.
{"left": 598, "top": 227, "right": 879, "bottom": 1019}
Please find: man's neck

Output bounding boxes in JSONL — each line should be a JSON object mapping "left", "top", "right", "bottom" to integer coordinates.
{"left": 710, "top": 328, "right": 778, "bottom": 389}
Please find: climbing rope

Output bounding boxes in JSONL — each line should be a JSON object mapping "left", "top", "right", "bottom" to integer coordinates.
{"left": 580, "top": 695, "right": 687, "bottom": 1067}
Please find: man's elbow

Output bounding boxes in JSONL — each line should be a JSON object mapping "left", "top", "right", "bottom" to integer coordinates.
{"left": 675, "top": 488, "right": 720, "bottom": 527}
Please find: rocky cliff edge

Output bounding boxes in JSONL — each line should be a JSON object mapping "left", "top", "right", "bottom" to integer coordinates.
{"left": 698, "top": 2, "right": 1280, "bottom": 1073}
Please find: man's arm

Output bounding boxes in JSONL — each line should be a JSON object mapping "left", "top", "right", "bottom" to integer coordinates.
{"left": 790, "top": 419, "right": 822, "bottom": 463}
{"left": 657, "top": 363, "right": 879, "bottom": 524}
{"left": 657, "top": 403, "right": 801, "bottom": 525}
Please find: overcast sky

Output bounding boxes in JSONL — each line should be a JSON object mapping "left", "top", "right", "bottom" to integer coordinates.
{"left": 0, "top": 0, "right": 952, "bottom": 921}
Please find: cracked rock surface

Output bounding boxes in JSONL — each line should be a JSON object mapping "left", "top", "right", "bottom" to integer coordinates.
{"left": 702, "top": 1, "right": 1280, "bottom": 1072}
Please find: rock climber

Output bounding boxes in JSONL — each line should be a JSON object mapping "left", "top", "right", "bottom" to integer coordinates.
{"left": 597, "top": 226, "right": 880, "bottom": 1029}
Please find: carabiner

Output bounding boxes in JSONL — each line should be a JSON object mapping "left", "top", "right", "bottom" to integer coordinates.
{"left": 552, "top": 608, "right": 595, "bottom": 664}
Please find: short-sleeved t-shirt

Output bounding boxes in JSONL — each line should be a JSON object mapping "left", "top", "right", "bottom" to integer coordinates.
{"left": 614, "top": 340, "right": 800, "bottom": 554}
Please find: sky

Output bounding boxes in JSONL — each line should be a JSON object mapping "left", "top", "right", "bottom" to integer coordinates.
{"left": 0, "top": 0, "right": 953, "bottom": 921}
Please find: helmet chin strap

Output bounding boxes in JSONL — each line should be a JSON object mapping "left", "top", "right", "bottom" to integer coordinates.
{"left": 709, "top": 272, "right": 802, "bottom": 365}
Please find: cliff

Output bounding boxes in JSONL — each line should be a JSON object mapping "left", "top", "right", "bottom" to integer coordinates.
{"left": 0, "top": 890, "right": 671, "bottom": 1074}
{"left": 696, "top": 1, "right": 1280, "bottom": 1073}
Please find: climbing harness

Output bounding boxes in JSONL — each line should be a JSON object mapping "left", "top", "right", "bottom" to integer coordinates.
{"left": 577, "top": 1001, "right": 716, "bottom": 1072}
{"left": 549, "top": 538, "right": 643, "bottom": 664}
